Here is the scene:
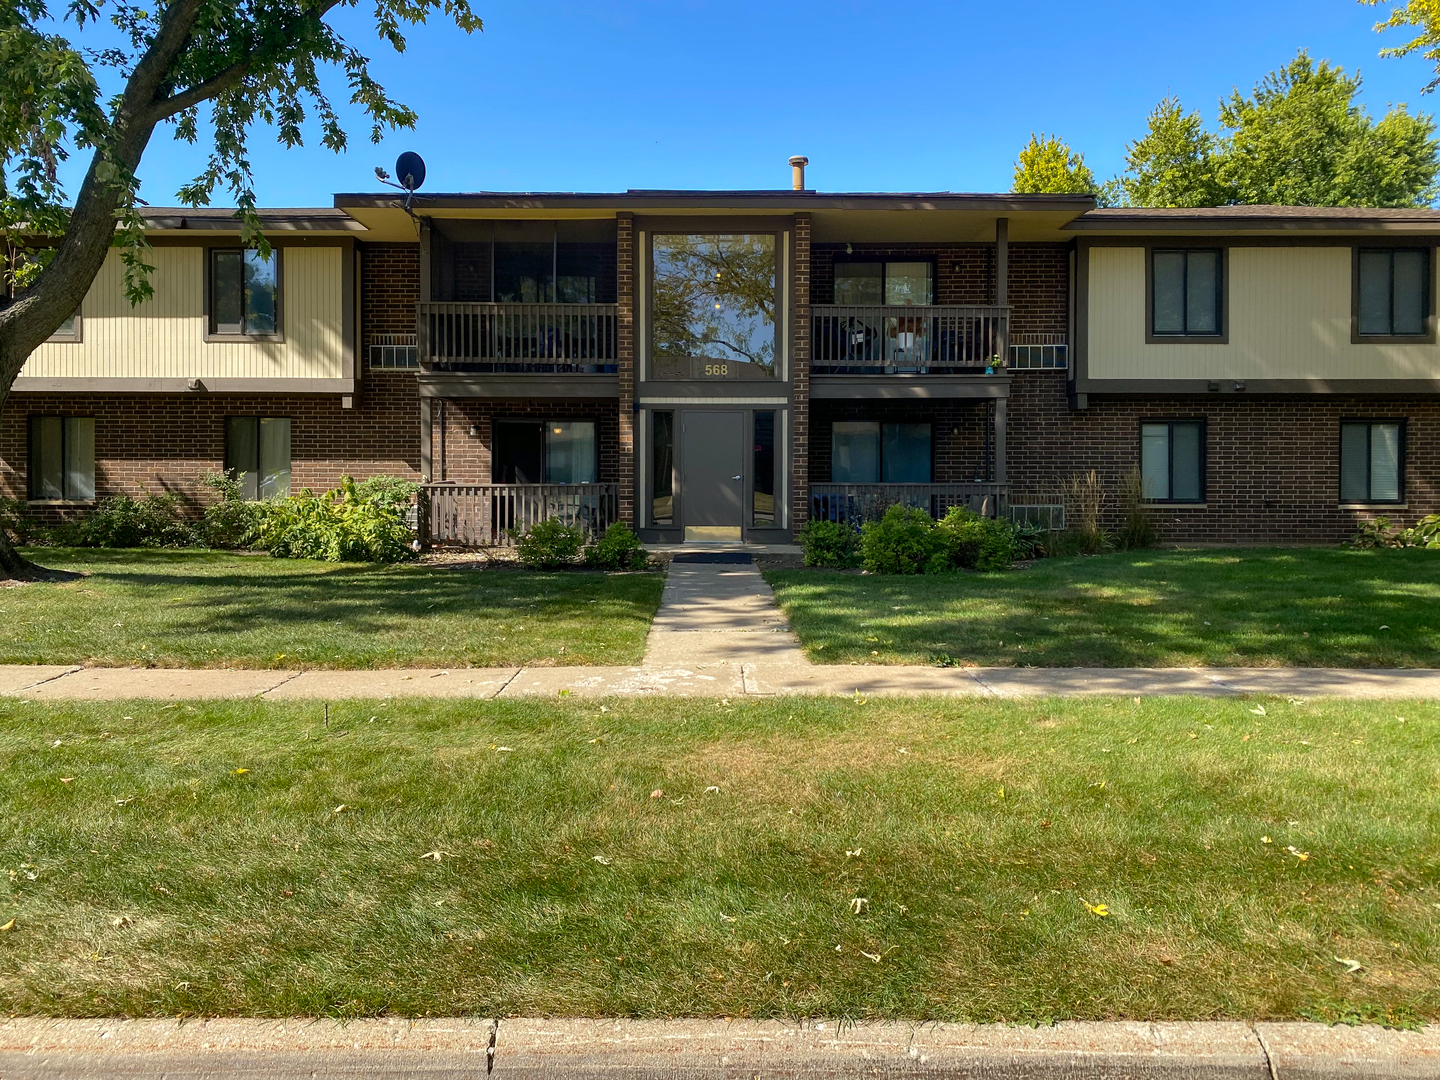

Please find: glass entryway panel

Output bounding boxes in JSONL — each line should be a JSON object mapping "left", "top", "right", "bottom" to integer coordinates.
{"left": 652, "top": 234, "right": 776, "bottom": 379}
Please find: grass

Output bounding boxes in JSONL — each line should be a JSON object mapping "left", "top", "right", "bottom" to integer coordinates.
{"left": 2, "top": 694, "right": 1437, "bottom": 1023}
{"left": 766, "top": 548, "right": 1440, "bottom": 668}
{"left": 0, "top": 549, "right": 663, "bottom": 668}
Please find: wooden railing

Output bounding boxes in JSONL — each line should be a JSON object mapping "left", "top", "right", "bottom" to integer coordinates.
{"left": 418, "top": 302, "right": 618, "bottom": 371}
{"left": 810, "top": 482, "right": 1009, "bottom": 524}
{"left": 811, "top": 305, "right": 1008, "bottom": 374}
{"left": 421, "top": 483, "right": 618, "bottom": 547}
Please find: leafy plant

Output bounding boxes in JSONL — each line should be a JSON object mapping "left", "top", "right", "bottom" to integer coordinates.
{"left": 585, "top": 522, "right": 648, "bottom": 570}
{"left": 199, "top": 472, "right": 262, "bottom": 550}
{"left": 798, "top": 518, "right": 861, "bottom": 568}
{"left": 60, "top": 493, "right": 197, "bottom": 549}
{"left": 1117, "top": 467, "right": 1158, "bottom": 551}
{"left": 1349, "top": 514, "right": 1440, "bottom": 550}
{"left": 939, "top": 508, "right": 1016, "bottom": 572}
{"left": 860, "top": 505, "right": 952, "bottom": 575}
{"left": 516, "top": 519, "right": 585, "bottom": 570}
{"left": 1009, "top": 520, "right": 1052, "bottom": 561}
{"left": 0, "top": 498, "right": 48, "bottom": 546}
{"left": 253, "top": 477, "right": 415, "bottom": 563}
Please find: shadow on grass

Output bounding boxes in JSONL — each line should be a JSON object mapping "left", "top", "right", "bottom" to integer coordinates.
{"left": 767, "top": 548, "right": 1440, "bottom": 668}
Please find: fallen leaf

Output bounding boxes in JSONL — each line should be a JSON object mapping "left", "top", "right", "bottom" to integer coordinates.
{"left": 420, "top": 850, "right": 452, "bottom": 861}
{"left": 233, "top": 768, "right": 248, "bottom": 775}
{"left": 850, "top": 897, "right": 869, "bottom": 915}
{"left": 1285, "top": 846, "right": 1310, "bottom": 861}
{"left": 859, "top": 950, "right": 882, "bottom": 963}
{"left": 1261, "top": 836, "right": 1272, "bottom": 844}
{"left": 111, "top": 915, "right": 134, "bottom": 929}
{"left": 845, "top": 848, "right": 863, "bottom": 858}
{"left": 1334, "top": 956, "right": 1364, "bottom": 973}
{"left": 1250, "top": 705, "right": 1267, "bottom": 716}
{"left": 704, "top": 786, "right": 720, "bottom": 794}
{"left": 592, "top": 855, "right": 611, "bottom": 865}
{"left": 0, "top": 919, "right": 13, "bottom": 931}
{"left": 650, "top": 789, "right": 664, "bottom": 799}
{"left": 332, "top": 804, "right": 348, "bottom": 814}
{"left": 719, "top": 913, "right": 737, "bottom": 923}
{"left": 59, "top": 777, "right": 75, "bottom": 784}
{"left": 1084, "top": 901, "right": 1110, "bottom": 917}
{"left": 495, "top": 746, "right": 514, "bottom": 753}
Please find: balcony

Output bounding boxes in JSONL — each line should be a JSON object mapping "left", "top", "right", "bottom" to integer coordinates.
{"left": 811, "top": 304, "right": 1008, "bottom": 375}
{"left": 811, "top": 482, "right": 1010, "bottom": 524}
{"left": 420, "top": 482, "right": 618, "bottom": 547}
{"left": 416, "top": 302, "right": 619, "bottom": 398}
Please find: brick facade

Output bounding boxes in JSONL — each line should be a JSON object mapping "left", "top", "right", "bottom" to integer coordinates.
{"left": 791, "top": 213, "right": 811, "bottom": 527}
{"left": 616, "top": 213, "right": 635, "bottom": 526}
{"left": 1005, "top": 372, "right": 1439, "bottom": 544}
{"left": 809, "top": 399, "right": 991, "bottom": 484}
{"left": 430, "top": 399, "right": 620, "bottom": 485}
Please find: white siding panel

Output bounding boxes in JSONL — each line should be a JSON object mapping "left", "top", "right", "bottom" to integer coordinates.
{"left": 1088, "top": 245, "right": 1440, "bottom": 381}
{"left": 22, "top": 246, "right": 346, "bottom": 381}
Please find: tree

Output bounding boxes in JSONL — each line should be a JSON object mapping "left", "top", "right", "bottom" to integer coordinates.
{"left": 0, "top": 0, "right": 482, "bottom": 578}
{"left": 1216, "top": 51, "right": 1439, "bottom": 206}
{"left": 1363, "top": 0, "right": 1440, "bottom": 92}
{"left": 1011, "top": 134, "right": 1104, "bottom": 197}
{"left": 1119, "top": 97, "right": 1231, "bottom": 207}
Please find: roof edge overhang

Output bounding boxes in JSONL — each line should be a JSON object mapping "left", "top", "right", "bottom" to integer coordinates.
{"left": 334, "top": 191, "right": 1098, "bottom": 214}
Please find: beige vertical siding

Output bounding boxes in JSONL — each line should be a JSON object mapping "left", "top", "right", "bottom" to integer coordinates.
{"left": 22, "top": 245, "right": 347, "bottom": 381}
{"left": 1087, "top": 245, "right": 1440, "bottom": 380}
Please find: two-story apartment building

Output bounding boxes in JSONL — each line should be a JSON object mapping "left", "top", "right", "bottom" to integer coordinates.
{"left": 8, "top": 173, "right": 1439, "bottom": 546}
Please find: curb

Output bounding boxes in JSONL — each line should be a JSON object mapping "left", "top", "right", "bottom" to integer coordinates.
{"left": 1, "top": 1017, "right": 1437, "bottom": 1078}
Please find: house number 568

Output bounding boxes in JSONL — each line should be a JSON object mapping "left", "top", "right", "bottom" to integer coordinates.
{"left": 703, "top": 363, "right": 728, "bottom": 376}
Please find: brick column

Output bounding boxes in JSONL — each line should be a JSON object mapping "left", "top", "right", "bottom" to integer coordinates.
{"left": 616, "top": 213, "right": 636, "bottom": 526}
{"left": 790, "top": 212, "right": 811, "bottom": 532}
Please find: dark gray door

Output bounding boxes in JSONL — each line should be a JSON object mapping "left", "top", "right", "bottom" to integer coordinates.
{"left": 681, "top": 411, "right": 744, "bottom": 529}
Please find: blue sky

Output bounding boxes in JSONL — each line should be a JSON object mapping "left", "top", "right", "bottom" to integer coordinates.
{"left": 70, "top": 0, "right": 1440, "bottom": 206}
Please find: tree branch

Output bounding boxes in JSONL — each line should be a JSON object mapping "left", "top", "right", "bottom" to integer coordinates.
{"left": 149, "top": 62, "right": 252, "bottom": 123}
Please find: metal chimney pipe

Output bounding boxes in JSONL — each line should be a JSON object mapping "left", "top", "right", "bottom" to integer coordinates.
{"left": 789, "top": 155, "right": 809, "bottom": 191}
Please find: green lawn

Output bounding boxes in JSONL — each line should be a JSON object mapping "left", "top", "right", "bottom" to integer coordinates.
{"left": 0, "top": 549, "right": 663, "bottom": 668}
{"left": 766, "top": 548, "right": 1440, "bottom": 668}
{"left": 2, "top": 695, "right": 1437, "bottom": 1023}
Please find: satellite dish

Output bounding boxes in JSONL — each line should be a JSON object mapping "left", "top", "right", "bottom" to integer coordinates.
{"left": 395, "top": 151, "right": 426, "bottom": 192}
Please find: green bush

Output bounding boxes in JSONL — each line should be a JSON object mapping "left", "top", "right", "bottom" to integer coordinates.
{"left": 254, "top": 477, "right": 416, "bottom": 563}
{"left": 798, "top": 518, "right": 860, "bottom": 568}
{"left": 585, "top": 522, "right": 648, "bottom": 570}
{"left": 61, "top": 493, "right": 198, "bottom": 548}
{"left": 0, "top": 498, "right": 48, "bottom": 545}
{"left": 939, "top": 507, "right": 1015, "bottom": 572}
{"left": 860, "top": 505, "right": 952, "bottom": 575}
{"left": 1349, "top": 514, "right": 1440, "bottom": 550}
{"left": 199, "top": 472, "right": 262, "bottom": 550}
{"left": 1009, "top": 519, "right": 1052, "bottom": 561}
{"left": 516, "top": 518, "right": 585, "bottom": 569}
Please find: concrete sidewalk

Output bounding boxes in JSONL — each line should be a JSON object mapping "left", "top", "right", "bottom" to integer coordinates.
{"left": 5, "top": 556, "right": 1440, "bottom": 701}
{"left": 2, "top": 1016, "right": 1437, "bottom": 1078}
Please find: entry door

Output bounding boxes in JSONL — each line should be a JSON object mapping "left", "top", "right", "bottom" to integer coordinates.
{"left": 681, "top": 410, "right": 744, "bottom": 539}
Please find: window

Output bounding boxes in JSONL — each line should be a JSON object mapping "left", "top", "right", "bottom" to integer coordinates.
{"left": 1140, "top": 421, "right": 1204, "bottom": 502}
{"left": 831, "top": 422, "right": 932, "bottom": 483}
{"left": 1150, "top": 249, "right": 1222, "bottom": 337}
{"left": 28, "top": 416, "right": 94, "bottom": 501}
{"left": 1340, "top": 421, "right": 1403, "bottom": 504}
{"left": 225, "top": 417, "right": 291, "bottom": 499}
{"left": 833, "top": 260, "right": 933, "bottom": 306}
{"left": 753, "top": 411, "right": 776, "bottom": 526}
{"left": 491, "top": 241, "right": 610, "bottom": 304}
{"left": 652, "top": 234, "right": 776, "bottom": 378}
{"left": 1356, "top": 249, "right": 1429, "bottom": 338}
{"left": 48, "top": 311, "right": 81, "bottom": 342}
{"left": 492, "top": 420, "right": 598, "bottom": 484}
{"left": 652, "top": 411, "right": 674, "bottom": 525}
{"left": 210, "top": 248, "right": 280, "bottom": 337}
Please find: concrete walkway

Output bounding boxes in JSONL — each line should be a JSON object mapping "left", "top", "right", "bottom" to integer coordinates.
{"left": 3, "top": 1016, "right": 1436, "bottom": 1078}
{"left": 5, "top": 555, "right": 1440, "bottom": 701}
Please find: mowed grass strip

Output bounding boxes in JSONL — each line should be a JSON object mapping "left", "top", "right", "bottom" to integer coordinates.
{"left": 2, "top": 695, "right": 1436, "bottom": 1023}
{"left": 0, "top": 549, "right": 663, "bottom": 668}
{"left": 766, "top": 548, "right": 1440, "bottom": 667}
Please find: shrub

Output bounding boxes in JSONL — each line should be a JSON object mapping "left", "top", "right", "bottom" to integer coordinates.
{"left": 516, "top": 518, "right": 585, "bottom": 569}
{"left": 0, "top": 498, "right": 48, "bottom": 545}
{"left": 860, "top": 505, "right": 951, "bottom": 575}
{"left": 939, "top": 507, "right": 1015, "bottom": 572}
{"left": 254, "top": 477, "right": 416, "bottom": 563}
{"left": 1009, "top": 519, "right": 1051, "bottom": 561}
{"left": 1116, "top": 466, "right": 1157, "bottom": 551}
{"left": 62, "top": 493, "right": 197, "bottom": 548}
{"left": 585, "top": 522, "right": 648, "bottom": 570}
{"left": 1349, "top": 514, "right": 1440, "bottom": 550}
{"left": 798, "top": 518, "right": 860, "bottom": 568}
{"left": 199, "top": 472, "right": 262, "bottom": 550}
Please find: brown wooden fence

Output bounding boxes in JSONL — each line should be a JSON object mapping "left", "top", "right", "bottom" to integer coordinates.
{"left": 421, "top": 483, "right": 619, "bottom": 547}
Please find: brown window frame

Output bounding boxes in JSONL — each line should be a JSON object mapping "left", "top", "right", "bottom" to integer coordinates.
{"left": 1350, "top": 246, "right": 1435, "bottom": 344}
{"left": 1145, "top": 246, "right": 1227, "bottom": 344}
{"left": 204, "top": 246, "right": 285, "bottom": 342}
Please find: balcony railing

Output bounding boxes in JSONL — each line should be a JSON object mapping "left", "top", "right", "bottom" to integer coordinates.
{"left": 420, "top": 482, "right": 618, "bottom": 548}
{"left": 418, "top": 303, "right": 618, "bottom": 373}
{"left": 810, "top": 482, "right": 1009, "bottom": 524}
{"left": 811, "top": 305, "right": 1008, "bottom": 374}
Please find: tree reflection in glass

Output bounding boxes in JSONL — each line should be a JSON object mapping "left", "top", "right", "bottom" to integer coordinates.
{"left": 652, "top": 234, "right": 775, "bottom": 377}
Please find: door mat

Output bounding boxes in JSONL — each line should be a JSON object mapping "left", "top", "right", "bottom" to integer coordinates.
{"left": 669, "top": 552, "right": 754, "bottom": 564}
